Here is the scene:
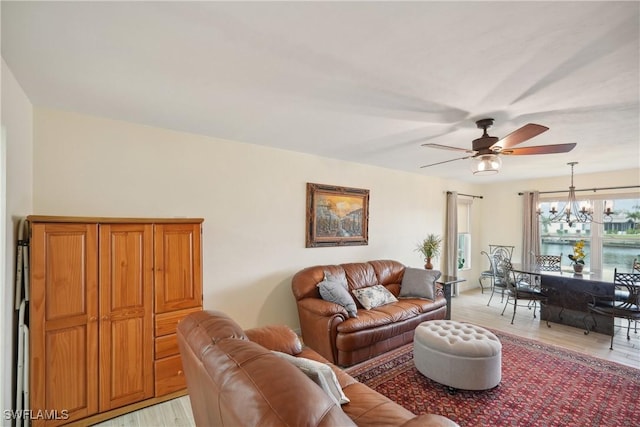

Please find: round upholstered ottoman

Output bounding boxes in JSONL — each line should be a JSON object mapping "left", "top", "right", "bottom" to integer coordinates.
{"left": 413, "top": 320, "right": 502, "bottom": 390}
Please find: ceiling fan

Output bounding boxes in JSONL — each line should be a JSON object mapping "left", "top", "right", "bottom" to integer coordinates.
{"left": 420, "top": 118, "right": 576, "bottom": 175}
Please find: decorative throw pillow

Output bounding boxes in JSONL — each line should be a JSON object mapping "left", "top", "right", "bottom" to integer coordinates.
{"left": 351, "top": 284, "right": 398, "bottom": 310}
{"left": 272, "top": 351, "right": 350, "bottom": 405}
{"left": 399, "top": 268, "right": 441, "bottom": 300}
{"left": 317, "top": 273, "right": 358, "bottom": 318}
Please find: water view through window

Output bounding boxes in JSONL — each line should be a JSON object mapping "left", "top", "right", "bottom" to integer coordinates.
{"left": 539, "top": 196, "right": 640, "bottom": 281}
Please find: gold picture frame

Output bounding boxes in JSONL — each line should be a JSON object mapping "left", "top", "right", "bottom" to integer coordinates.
{"left": 306, "top": 183, "right": 369, "bottom": 247}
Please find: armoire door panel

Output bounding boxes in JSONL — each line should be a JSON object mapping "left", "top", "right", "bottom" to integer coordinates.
{"left": 104, "top": 317, "right": 148, "bottom": 407}
{"left": 99, "top": 224, "right": 154, "bottom": 411}
{"left": 30, "top": 222, "right": 99, "bottom": 426}
{"left": 108, "top": 229, "right": 146, "bottom": 309}
{"left": 45, "top": 326, "right": 94, "bottom": 412}
{"left": 43, "top": 229, "right": 94, "bottom": 320}
{"left": 154, "top": 224, "right": 202, "bottom": 313}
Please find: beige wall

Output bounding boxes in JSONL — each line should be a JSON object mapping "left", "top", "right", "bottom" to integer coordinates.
{"left": 1, "top": 59, "right": 34, "bottom": 418}
{"left": 33, "top": 108, "right": 484, "bottom": 329}
{"left": 31, "top": 109, "right": 640, "bottom": 329}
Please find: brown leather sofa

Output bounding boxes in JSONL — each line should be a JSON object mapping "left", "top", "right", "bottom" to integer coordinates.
{"left": 292, "top": 260, "right": 447, "bottom": 366}
{"left": 177, "top": 310, "right": 458, "bottom": 427}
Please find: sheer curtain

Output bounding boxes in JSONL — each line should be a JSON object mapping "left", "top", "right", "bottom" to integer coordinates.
{"left": 445, "top": 191, "right": 458, "bottom": 295}
{"left": 522, "top": 191, "right": 540, "bottom": 264}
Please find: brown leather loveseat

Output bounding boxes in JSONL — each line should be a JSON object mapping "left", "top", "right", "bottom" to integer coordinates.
{"left": 292, "top": 260, "right": 447, "bottom": 366}
{"left": 177, "top": 310, "right": 458, "bottom": 427}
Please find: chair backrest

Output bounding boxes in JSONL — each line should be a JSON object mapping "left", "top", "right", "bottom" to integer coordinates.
{"left": 489, "top": 245, "right": 514, "bottom": 261}
{"left": 498, "top": 258, "right": 519, "bottom": 289}
{"left": 481, "top": 250, "right": 512, "bottom": 286}
{"left": 534, "top": 254, "right": 562, "bottom": 271}
{"left": 614, "top": 269, "right": 640, "bottom": 285}
{"left": 613, "top": 269, "right": 640, "bottom": 308}
{"left": 489, "top": 246, "right": 515, "bottom": 285}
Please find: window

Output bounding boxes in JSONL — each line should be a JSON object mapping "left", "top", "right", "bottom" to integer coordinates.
{"left": 538, "top": 194, "right": 640, "bottom": 280}
{"left": 457, "top": 199, "right": 472, "bottom": 270}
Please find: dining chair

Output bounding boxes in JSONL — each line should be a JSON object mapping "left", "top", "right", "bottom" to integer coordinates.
{"left": 534, "top": 254, "right": 562, "bottom": 271}
{"left": 583, "top": 269, "right": 640, "bottom": 350}
{"left": 481, "top": 245, "right": 516, "bottom": 303}
{"left": 479, "top": 251, "right": 495, "bottom": 294}
{"left": 484, "top": 249, "right": 512, "bottom": 306}
{"left": 500, "top": 259, "right": 550, "bottom": 327}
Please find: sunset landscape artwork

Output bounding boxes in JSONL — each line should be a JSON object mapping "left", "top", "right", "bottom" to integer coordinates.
{"left": 306, "top": 183, "right": 369, "bottom": 247}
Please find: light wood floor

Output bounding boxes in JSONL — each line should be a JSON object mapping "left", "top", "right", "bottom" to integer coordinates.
{"left": 93, "top": 287, "right": 639, "bottom": 426}
{"left": 92, "top": 394, "right": 194, "bottom": 427}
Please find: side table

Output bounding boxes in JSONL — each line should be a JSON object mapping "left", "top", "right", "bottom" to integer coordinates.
{"left": 436, "top": 275, "right": 466, "bottom": 320}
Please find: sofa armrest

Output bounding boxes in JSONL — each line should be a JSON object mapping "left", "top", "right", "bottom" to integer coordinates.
{"left": 296, "top": 298, "right": 348, "bottom": 364}
{"left": 298, "top": 297, "right": 350, "bottom": 318}
{"left": 245, "top": 325, "right": 303, "bottom": 355}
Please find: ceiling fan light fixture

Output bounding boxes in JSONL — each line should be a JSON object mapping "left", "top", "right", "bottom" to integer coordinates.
{"left": 471, "top": 154, "right": 502, "bottom": 175}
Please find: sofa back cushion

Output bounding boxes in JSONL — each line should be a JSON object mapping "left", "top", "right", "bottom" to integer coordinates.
{"left": 177, "top": 310, "right": 355, "bottom": 427}
{"left": 370, "top": 260, "right": 406, "bottom": 286}
{"left": 292, "top": 265, "right": 344, "bottom": 301}
{"left": 342, "top": 262, "right": 379, "bottom": 291}
{"left": 292, "top": 260, "right": 406, "bottom": 303}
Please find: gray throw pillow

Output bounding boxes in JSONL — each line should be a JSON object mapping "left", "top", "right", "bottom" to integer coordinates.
{"left": 272, "top": 351, "right": 350, "bottom": 405}
{"left": 317, "top": 274, "right": 358, "bottom": 318}
{"left": 399, "top": 268, "right": 441, "bottom": 300}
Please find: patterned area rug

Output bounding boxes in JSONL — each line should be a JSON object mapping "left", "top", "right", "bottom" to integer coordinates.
{"left": 345, "top": 331, "right": 640, "bottom": 426}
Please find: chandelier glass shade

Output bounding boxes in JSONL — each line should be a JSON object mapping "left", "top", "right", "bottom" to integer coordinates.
{"left": 471, "top": 154, "right": 501, "bottom": 175}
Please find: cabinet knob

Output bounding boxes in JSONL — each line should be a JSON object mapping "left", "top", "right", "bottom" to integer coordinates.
{"left": 89, "top": 316, "right": 98, "bottom": 322}
{"left": 101, "top": 315, "right": 109, "bottom": 321}
{"left": 177, "top": 370, "right": 183, "bottom": 376}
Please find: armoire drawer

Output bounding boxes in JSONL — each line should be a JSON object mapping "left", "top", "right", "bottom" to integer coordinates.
{"left": 155, "top": 333, "right": 179, "bottom": 360}
{"left": 155, "top": 306, "right": 202, "bottom": 337}
{"left": 155, "top": 354, "right": 186, "bottom": 396}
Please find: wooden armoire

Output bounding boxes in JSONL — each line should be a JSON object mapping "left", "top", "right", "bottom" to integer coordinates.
{"left": 27, "top": 216, "right": 203, "bottom": 426}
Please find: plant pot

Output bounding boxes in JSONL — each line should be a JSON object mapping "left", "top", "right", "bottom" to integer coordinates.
{"left": 573, "top": 264, "right": 584, "bottom": 273}
{"left": 425, "top": 258, "right": 433, "bottom": 270}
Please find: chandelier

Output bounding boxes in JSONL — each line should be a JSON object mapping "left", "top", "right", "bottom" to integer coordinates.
{"left": 538, "top": 162, "right": 613, "bottom": 227}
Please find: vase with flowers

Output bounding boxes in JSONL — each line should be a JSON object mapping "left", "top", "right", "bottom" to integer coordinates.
{"left": 416, "top": 234, "right": 442, "bottom": 270}
{"left": 568, "top": 239, "right": 586, "bottom": 273}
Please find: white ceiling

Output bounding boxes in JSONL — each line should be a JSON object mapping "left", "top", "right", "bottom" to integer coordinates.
{"left": 2, "top": 1, "right": 639, "bottom": 183}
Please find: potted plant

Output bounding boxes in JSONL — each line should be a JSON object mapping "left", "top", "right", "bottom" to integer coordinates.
{"left": 568, "top": 239, "right": 586, "bottom": 273}
{"left": 416, "top": 234, "right": 442, "bottom": 270}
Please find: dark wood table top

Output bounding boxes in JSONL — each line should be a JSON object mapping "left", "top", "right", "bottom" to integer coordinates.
{"left": 510, "top": 263, "right": 606, "bottom": 283}
{"left": 436, "top": 275, "right": 466, "bottom": 285}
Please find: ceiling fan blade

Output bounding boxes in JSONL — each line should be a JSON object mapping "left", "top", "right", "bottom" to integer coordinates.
{"left": 420, "top": 155, "right": 474, "bottom": 168}
{"left": 491, "top": 123, "right": 549, "bottom": 150}
{"left": 422, "top": 143, "right": 475, "bottom": 154}
{"left": 501, "top": 143, "right": 577, "bottom": 156}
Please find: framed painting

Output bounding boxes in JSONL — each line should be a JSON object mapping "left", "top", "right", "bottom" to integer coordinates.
{"left": 306, "top": 183, "right": 369, "bottom": 247}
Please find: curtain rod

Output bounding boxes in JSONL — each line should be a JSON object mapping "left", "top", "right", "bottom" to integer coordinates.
{"left": 447, "top": 191, "right": 483, "bottom": 199}
{"left": 518, "top": 185, "right": 640, "bottom": 196}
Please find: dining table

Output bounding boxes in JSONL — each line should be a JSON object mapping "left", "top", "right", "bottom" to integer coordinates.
{"left": 509, "top": 263, "right": 616, "bottom": 335}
